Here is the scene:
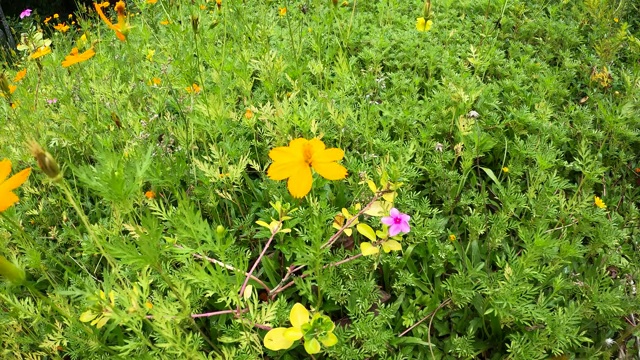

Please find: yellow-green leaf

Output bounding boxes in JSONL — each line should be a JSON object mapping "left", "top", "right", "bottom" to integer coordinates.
{"left": 289, "top": 303, "right": 310, "bottom": 328}
{"left": 366, "top": 180, "right": 377, "bottom": 193}
{"left": 264, "top": 327, "right": 295, "bottom": 351}
{"left": 382, "top": 240, "right": 402, "bottom": 253}
{"left": 256, "top": 220, "right": 270, "bottom": 229}
{"left": 304, "top": 337, "right": 321, "bottom": 354}
{"left": 356, "top": 223, "right": 376, "bottom": 242}
{"left": 283, "top": 327, "right": 303, "bottom": 341}
{"left": 364, "top": 201, "right": 385, "bottom": 217}
{"left": 320, "top": 332, "right": 338, "bottom": 347}
{"left": 375, "top": 230, "right": 387, "bottom": 239}
{"left": 360, "top": 242, "right": 379, "bottom": 256}
{"left": 79, "top": 310, "right": 97, "bottom": 323}
{"left": 382, "top": 191, "right": 396, "bottom": 202}
{"left": 243, "top": 285, "right": 253, "bottom": 300}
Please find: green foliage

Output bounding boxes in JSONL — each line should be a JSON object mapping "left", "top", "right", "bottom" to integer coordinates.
{"left": 1, "top": 0, "right": 639, "bottom": 359}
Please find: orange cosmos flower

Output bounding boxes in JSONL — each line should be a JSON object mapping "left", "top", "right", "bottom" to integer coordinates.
{"left": 244, "top": 109, "right": 254, "bottom": 119}
{"left": 94, "top": 1, "right": 128, "bottom": 41}
{"left": 147, "top": 0, "right": 158, "bottom": 3}
{"left": 267, "top": 138, "right": 347, "bottom": 198}
{"left": 0, "top": 159, "right": 31, "bottom": 212}
{"left": 62, "top": 47, "right": 96, "bottom": 67}
{"left": 29, "top": 46, "right": 51, "bottom": 59}
{"left": 151, "top": 77, "right": 161, "bottom": 86}
{"left": 54, "top": 23, "right": 70, "bottom": 32}
{"left": 14, "top": 69, "right": 27, "bottom": 82}
{"left": 145, "top": 190, "right": 156, "bottom": 199}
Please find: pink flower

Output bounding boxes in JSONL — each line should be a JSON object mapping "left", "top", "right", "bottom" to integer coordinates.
{"left": 381, "top": 208, "right": 410, "bottom": 237}
{"left": 20, "top": 9, "right": 32, "bottom": 19}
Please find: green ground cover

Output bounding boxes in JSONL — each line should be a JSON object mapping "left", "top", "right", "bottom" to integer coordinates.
{"left": 1, "top": 0, "right": 640, "bottom": 358}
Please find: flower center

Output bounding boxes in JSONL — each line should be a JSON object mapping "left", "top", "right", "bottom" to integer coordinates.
{"left": 303, "top": 144, "right": 314, "bottom": 165}
{"left": 393, "top": 217, "right": 402, "bottom": 224}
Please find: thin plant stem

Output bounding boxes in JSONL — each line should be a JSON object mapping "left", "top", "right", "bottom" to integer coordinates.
{"left": 176, "top": 244, "right": 271, "bottom": 292}
{"left": 237, "top": 220, "right": 282, "bottom": 314}
{"left": 398, "top": 298, "right": 451, "bottom": 338}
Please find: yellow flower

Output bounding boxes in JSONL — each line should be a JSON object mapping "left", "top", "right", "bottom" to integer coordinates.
{"left": 151, "top": 77, "right": 161, "bottom": 86}
{"left": 279, "top": 7, "right": 287, "bottom": 16}
{"left": 54, "top": 23, "right": 70, "bottom": 32}
{"left": 160, "top": 19, "right": 170, "bottom": 25}
{"left": 69, "top": 13, "right": 74, "bottom": 19}
{"left": 244, "top": 108, "right": 254, "bottom": 119}
{"left": 146, "top": 49, "right": 155, "bottom": 61}
{"left": 29, "top": 46, "right": 51, "bottom": 59}
{"left": 186, "top": 83, "right": 201, "bottom": 93}
{"left": 0, "top": 159, "right": 31, "bottom": 212}
{"left": 62, "top": 47, "right": 96, "bottom": 67}
{"left": 614, "top": 17, "right": 619, "bottom": 23}
{"left": 44, "top": 16, "right": 52, "bottom": 24}
{"left": 78, "top": 33, "right": 88, "bottom": 47}
{"left": 264, "top": 303, "right": 338, "bottom": 353}
{"left": 449, "top": 234, "right": 456, "bottom": 242}
{"left": 53, "top": 14, "right": 59, "bottom": 19}
{"left": 267, "top": 138, "right": 347, "bottom": 198}
{"left": 416, "top": 17, "right": 432, "bottom": 32}
{"left": 594, "top": 196, "right": 606, "bottom": 209}
{"left": 147, "top": 0, "right": 158, "bottom": 3}
{"left": 200, "top": 4, "right": 206, "bottom": 10}
{"left": 502, "top": 167, "right": 509, "bottom": 173}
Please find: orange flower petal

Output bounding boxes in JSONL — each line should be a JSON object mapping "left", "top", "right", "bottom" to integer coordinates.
{"left": 0, "top": 191, "right": 19, "bottom": 212}
{"left": 269, "top": 146, "right": 303, "bottom": 162}
{"left": 312, "top": 148, "right": 344, "bottom": 163}
{"left": 268, "top": 161, "right": 306, "bottom": 181}
{"left": 288, "top": 138, "right": 309, "bottom": 150}
{"left": 287, "top": 165, "right": 312, "bottom": 198}
{"left": 307, "top": 138, "right": 326, "bottom": 154}
{"left": 0, "top": 168, "right": 31, "bottom": 193}
{"left": 312, "top": 162, "right": 347, "bottom": 180}
{"left": 0, "top": 159, "right": 11, "bottom": 183}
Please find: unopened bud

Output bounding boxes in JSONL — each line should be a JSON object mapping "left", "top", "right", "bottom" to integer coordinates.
{"left": 0, "top": 255, "right": 25, "bottom": 284}
{"left": 216, "top": 225, "right": 225, "bottom": 235}
{"left": 28, "top": 140, "right": 61, "bottom": 181}
{"left": 191, "top": 15, "right": 199, "bottom": 33}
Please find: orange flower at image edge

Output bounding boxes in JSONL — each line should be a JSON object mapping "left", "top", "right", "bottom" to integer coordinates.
{"left": 0, "top": 159, "right": 31, "bottom": 212}
{"left": 62, "top": 48, "right": 96, "bottom": 67}
{"left": 267, "top": 138, "right": 347, "bottom": 198}
{"left": 94, "top": 1, "right": 128, "bottom": 41}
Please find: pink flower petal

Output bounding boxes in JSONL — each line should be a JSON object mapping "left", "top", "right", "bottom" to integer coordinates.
{"left": 388, "top": 224, "right": 401, "bottom": 237}
{"left": 381, "top": 216, "right": 394, "bottom": 226}
{"left": 400, "top": 214, "right": 410, "bottom": 222}
{"left": 389, "top": 208, "right": 400, "bottom": 217}
{"left": 399, "top": 222, "right": 410, "bottom": 234}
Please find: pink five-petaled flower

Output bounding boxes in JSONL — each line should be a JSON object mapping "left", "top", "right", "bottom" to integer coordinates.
{"left": 381, "top": 208, "right": 410, "bottom": 237}
{"left": 20, "top": 9, "right": 32, "bottom": 19}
